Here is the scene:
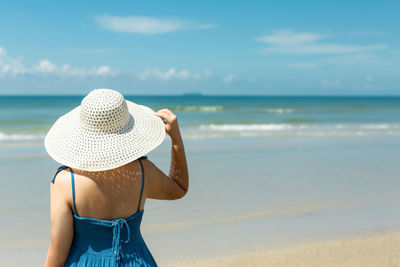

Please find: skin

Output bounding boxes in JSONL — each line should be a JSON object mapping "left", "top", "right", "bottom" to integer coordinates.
{"left": 45, "top": 109, "right": 189, "bottom": 267}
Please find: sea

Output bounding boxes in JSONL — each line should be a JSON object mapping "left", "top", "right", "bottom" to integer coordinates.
{"left": 1, "top": 95, "right": 400, "bottom": 142}
{"left": 1, "top": 95, "right": 400, "bottom": 265}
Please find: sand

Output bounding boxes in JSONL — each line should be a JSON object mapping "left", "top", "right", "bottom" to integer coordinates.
{"left": 166, "top": 232, "right": 400, "bottom": 267}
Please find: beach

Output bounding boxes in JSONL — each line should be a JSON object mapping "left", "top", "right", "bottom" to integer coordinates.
{"left": 167, "top": 232, "right": 400, "bottom": 267}
{"left": 1, "top": 96, "right": 400, "bottom": 266}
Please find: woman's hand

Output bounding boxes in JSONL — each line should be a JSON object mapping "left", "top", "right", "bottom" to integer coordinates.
{"left": 155, "top": 109, "right": 181, "bottom": 142}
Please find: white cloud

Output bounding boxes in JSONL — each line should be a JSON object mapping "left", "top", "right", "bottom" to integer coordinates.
{"left": 34, "top": 59, "right": 57, "bottom": 73}
{"left": 203, "top": 69, "right": 212, "bottom": 77}
{"left": 95, "top": 15, "right": 216, "bottom": 34}
{"left": 0, "top": 47, "right": 27, "bottom": 76}
{"left": 0, "top": 47, "right": 115, "bottom": 78}
{"left": 51, "top": 64, "right": 115, "bottom": 77}
{"left": 256, "top": 30, "right": 325, "bottom": 46}
{"left": 0, "top": 46, "right": 217, "bottom": 83}
{"left": 139, "top": 68, "right": 211, "bottom": 81}
{"left": 223, "top": 74, "right": 235, "bottom": 83}
{"left": 366, "top": 76, "right": 373, "bottom": 82}
{"left": 96, "top": 66, "right": 111, "bottom": 76}
{"left": 0, "top": 47, "right": 6, "bottom": 56}
{"left": 256, "top": 30, "right": 387, "bottom": 55}
{"left": 263, "top": 43, "right": 386, "bottom": 54}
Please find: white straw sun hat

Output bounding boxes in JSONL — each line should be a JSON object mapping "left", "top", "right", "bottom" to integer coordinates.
{"left": 44, "top": 89, "right": 165, "bottom": 171}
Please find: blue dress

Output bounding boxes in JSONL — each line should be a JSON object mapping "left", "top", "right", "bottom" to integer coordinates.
{"left": 51, "top": 156, "right": 157, "bottom": 266}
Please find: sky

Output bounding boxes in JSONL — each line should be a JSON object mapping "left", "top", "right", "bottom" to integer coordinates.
{"left": 0, "top": 0, "right": 399, "bottom": 95}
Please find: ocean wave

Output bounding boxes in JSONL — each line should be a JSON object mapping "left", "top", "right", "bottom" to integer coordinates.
{"left": 181, "top": 123, "right": 400, "bottom": 139}
{"left": 195, "top": 123, "right": 400, "bottom": 132}
{"left": 183, "top": 130, "right": 400, "bottom": 139}
{"left": 261, "top": 108, "right": 295, "bottom": 114}
{"left": 198, "top": 124, "right": 298, "bottom": 131}
{"left": 1, "top": 123, "right": 400, "bottom": 143}
{"left": 0, "top": 132, "right": 44, "bottom": 141}
{"left": 170, "top": 106, "right": 226, "bottom": 112}
{"left": 282, "top": 118, "right": 316, "bottom": 124}
{"left": 335, "top": 124, "right": 400, "bottom": 130}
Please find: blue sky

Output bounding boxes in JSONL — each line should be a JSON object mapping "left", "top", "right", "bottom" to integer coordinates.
{"left": 0, "top": 0, "right": 399, "bottom": 95}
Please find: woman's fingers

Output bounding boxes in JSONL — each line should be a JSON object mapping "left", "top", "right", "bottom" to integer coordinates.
{"left": 155, "top": 109, "right": 176, "bottom": 121}
{"left": 155, "top": 111, "right": 169, "bottom": 124}
{"left": 155, "top": 108, "right": 180, "bottom": 138}
{"left": 155, "top": 112, "right": 164, "bottom": 118}
{"left": 156, "top": 109, "right": 173, "bottom": 115}
{"left": 155, "top": 111, "right": 167, "bottom": 117}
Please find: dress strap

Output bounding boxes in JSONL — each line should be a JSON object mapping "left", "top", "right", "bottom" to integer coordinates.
{"left": 51, "top": 165, "right": 69, "bottom": 184}
{"left": 51, "top": 165, "right": 78, "bottom": 216}
{"left": 70, "top": 168, "right": 78, "bottom": 216}
{"left": 137, "top": 156, "right": 147, "bottom": 212}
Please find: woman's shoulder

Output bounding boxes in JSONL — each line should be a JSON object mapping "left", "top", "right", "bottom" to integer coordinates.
{"left": 49, "top": 168, "right": 75, "bottom": 208}
{"left": 51, "top": 167, "right": 73, "bottom": 185}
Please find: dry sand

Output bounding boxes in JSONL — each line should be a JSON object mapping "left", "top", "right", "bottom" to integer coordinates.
{"left": 166, "top": 232, "right": 400, "bottom": 267}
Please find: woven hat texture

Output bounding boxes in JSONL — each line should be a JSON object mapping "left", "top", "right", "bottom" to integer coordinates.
{"left": 44, "top": 89, "right": 165, "bottom": 171}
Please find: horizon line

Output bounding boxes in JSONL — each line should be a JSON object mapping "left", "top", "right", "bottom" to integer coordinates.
{"left": 0, "top": 93, "right": 400, "bottom": 97}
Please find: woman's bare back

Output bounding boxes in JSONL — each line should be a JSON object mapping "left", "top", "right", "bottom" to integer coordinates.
{"left": 57, "top": 159, "right": 146, "bottom": 221}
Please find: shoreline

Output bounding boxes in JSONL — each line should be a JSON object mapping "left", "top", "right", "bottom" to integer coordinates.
{"left": 166, "top": 231, "right": 400, "bottom": 267}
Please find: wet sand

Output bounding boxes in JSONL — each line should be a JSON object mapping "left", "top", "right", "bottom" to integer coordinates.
{"left": 1, "top": 136, "right": 400, "bottom": 266}
{"left": 167, "top": 232, "right": 400, "bottom": 267}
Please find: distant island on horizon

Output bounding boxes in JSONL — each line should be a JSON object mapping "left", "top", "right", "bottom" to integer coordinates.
{"left": 181, "top": 92, "right": 204, "bottom": 96}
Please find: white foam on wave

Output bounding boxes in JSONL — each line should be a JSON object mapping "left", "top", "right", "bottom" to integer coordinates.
{"left": 262, "top": 108, "right": 295, "bottom": 114}
{"left": 198, "top": 124, "right": 298, "bottom": 131}
{"left": 195, "top": 123, "right": 400, "bottom": 132}
{"left": 183, "top": 130, "right": 400, "bottom": 140}
{"left": 0, "top": 132, "right": 44, "bottom": 141}
{"left": 175, "top": 106, "right": 225, "bottom": 112}
{"left": 335, "top": 124, "right": 400, "bottom": 130}
{"left": 183, "top": 123, "right": 400, "bottom": 139}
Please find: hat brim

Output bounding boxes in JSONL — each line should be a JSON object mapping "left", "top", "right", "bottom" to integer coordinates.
{"left": 44, "top": 101, "right": 165, "bottom": 171}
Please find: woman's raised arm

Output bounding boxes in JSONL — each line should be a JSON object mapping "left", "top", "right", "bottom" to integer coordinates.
{"left": 145, "top": 109, "right": 189, "bottom": 200}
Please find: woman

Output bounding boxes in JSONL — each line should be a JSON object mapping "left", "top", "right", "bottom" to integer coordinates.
{"left": 44, "top": 89, "right": 189, "bottom": 266}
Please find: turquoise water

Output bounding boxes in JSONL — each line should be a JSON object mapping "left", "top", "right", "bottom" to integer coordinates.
{"left": 0, "top": 96, "right": 400, "bottom": 265}
{"left": 1, "top": 96, "right": 400, "bottom": 143}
